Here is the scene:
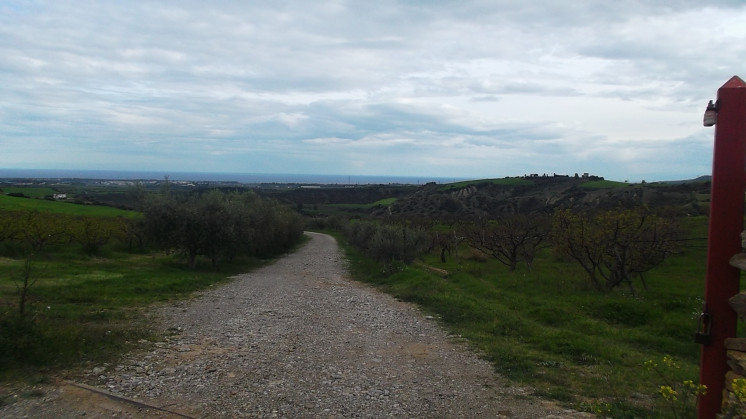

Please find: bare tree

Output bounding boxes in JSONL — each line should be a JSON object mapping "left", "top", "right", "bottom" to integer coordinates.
{"left": 464, "top": 214, "right": 550, "bottom": 272}
{"left": 552, "top": 208, "right": 680, "bottom": 294}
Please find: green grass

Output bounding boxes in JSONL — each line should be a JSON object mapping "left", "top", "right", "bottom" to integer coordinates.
{"left": 0, "top": 195, "right": 138, "bottom": 218}
{"left": 0, "top": 248, "right": 269, "bottom": 378}
{"left": 439, "top": 177, "right": 534, "bottom": 190}
{"left": 578, "top": 180, "right": 631, "bottom": 189}
{"left": 328, "top": 197, "right": 397, "bottom": 209}
{"left": 341, "top": 219, "right": 709, "bottom": 417}
{"left": 1, "top": 187, "right": 58, "bottom": 199}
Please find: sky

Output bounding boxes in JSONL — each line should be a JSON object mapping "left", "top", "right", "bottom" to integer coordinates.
{"left": 1, "top": 1, "right": 745, "bottom": 182}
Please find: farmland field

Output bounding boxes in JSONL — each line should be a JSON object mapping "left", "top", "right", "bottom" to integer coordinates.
{"left": 0, "top": 194, "right": 138, "bottom": 218}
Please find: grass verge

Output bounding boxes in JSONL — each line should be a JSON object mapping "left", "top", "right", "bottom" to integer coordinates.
{"left": 339, "top": 223, "right": 707, "bottom": 418}
{"left": 0, "top": 247, "right": 271, "bottom": 381}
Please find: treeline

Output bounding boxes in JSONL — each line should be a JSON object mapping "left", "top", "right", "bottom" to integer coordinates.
{"left": 143, "top": 189, "right": 303, "bottom": 267}
{"left": 0, "top": 188, "right": 303, "bottom": 372}
{"left": 332, "top": 207, "right": 680, "bottom": 294}
{"left": 343, "top": 220, "right": 430, "bottom": 264}
{"left": 0, "top": 189, "right": 304, "bottom": 267}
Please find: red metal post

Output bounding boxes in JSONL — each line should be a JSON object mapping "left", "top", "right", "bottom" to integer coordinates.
{"left": 699, "top": 75, "right": 746, "bottom": 418}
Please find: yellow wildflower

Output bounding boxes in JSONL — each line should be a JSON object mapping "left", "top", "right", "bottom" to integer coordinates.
{"left": 658, "top": 385, "right": 678, "bottom": 401}
{"left": 662, "top": 355, "right": 679, "bottom": 369}
{"left": 732, "top": 378, "right": 746, "bottom": 403}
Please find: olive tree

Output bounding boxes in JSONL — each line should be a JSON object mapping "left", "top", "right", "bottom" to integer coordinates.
{"left": 142, "top": 189, "right": 303, "bottom": 267}
{"left": 343, "top": 220, "right": 430, "bottom": 264}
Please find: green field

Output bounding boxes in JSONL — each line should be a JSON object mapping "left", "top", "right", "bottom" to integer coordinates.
{"left": 327, "top": 197, "right": 397, "bottom": 209}
{"left": 440, "top": 177, "right": 534, "bottom": 190}
{"left": 0, "top": 195, "right": 138, "bottom": 218}
{"left": 0, "top": 250, "right": 267, "bottom": 378}
{"left": 0, "top": 187, "right": 58, "bottom": 199}
{"left": 341, "top": 217, "right": 710, "bottom": 417}
{"left": 578, "top": 179, "right": 631, "bottom": 189}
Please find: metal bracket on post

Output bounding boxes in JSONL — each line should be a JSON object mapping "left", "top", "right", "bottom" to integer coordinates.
{"left": 694, "top": 307, "right": 712, "bottom": 345}
{"left": 703, "top": 100, "right": 719, "bottom": 127}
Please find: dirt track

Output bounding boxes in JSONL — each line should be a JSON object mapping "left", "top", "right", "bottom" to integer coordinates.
{"left": 0, "top": 232, "right": 586, "bottom": 418}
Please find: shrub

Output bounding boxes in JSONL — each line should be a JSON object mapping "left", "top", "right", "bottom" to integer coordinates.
{"left": 142, "top": 189, "right": 303, "bottom": 267}
{"left": 342, "top": 220, "right": 429, "bottom": 264}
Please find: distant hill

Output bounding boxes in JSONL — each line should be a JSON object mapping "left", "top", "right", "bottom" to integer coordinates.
{"left": 268, "top": 175, "right": 711, "bottom": 220}
{"left": 656, "top": 175, "right": 712, "bottom": 185}
{"left": 1, "top": 174, "right": 713, "bottom": 220}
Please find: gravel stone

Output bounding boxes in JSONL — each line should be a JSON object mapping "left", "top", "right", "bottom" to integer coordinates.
{"left": 0, "top": 232, "right": 589, "bottom": 418}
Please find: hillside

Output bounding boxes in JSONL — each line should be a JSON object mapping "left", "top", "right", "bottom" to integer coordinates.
{"left": 382, "top": 176, "right": 710, "bottom": 219}
{"left": 266, "top": 175, "right": 711, "bottom": 220}
{"left": 1, "top": 174, "right": 712, "bottom": 220}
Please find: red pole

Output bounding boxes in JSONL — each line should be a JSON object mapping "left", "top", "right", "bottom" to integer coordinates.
{"left": 699, "top": 75, "right": 746, "bottom": 418}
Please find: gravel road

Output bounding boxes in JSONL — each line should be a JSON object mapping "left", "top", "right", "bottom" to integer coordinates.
{"left": 1, "top": 232, "right": 587, "bottom": 418}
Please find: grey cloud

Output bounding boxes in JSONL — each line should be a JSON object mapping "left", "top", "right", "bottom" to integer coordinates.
{"left": 0, "top": 0, "right": 740, "bottom": 180}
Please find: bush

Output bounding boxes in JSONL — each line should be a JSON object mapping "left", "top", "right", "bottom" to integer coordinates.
{"left": 142, "top": 189, "right": 303, "bottom": 267}
{"left": 0, "top": 318, "right": 52, "bottom": 368}
{"left": 342, "top": 220, "right": 429, "bottom": 264}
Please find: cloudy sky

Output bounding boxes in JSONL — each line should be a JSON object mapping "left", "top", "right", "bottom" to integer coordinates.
{"left": 2, "top": 1, "right": 745, "bottom": 182}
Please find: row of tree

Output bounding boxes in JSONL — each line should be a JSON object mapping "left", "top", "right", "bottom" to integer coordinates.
{"left": 341, "top": 207, "right": 681, "bottom": 294}
{"left": 2, "top": 186, "right": 679, "bottom": 291}
{"left": 142, "top": 189, "right": 303, "bottom": 267}
{"left": 0, "top": 189, "right": 304, "bottom": 268}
